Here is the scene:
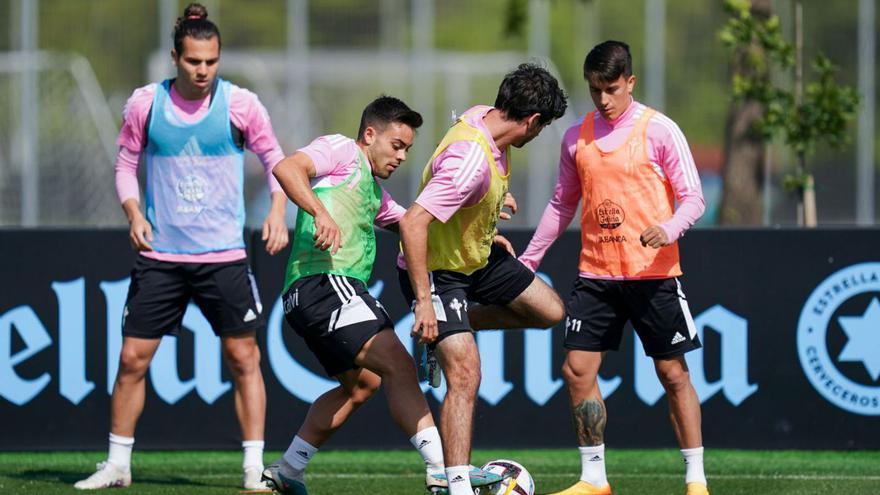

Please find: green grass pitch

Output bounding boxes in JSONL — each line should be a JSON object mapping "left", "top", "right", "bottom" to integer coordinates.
{"left": 1, "top": 449, "right": 878, "bottom": 494}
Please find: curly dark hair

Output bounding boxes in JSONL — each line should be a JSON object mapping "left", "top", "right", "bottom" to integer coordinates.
{"left": 494, "top": 63, "right": 568, "bottom": 125}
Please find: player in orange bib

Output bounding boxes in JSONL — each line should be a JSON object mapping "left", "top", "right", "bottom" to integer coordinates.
{"left": 520, "top": 41, "right": 709, "bottom": 495}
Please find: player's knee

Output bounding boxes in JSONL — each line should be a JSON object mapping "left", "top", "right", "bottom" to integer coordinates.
{"left": 518, "top": 288, "right": 564, "bottom": 329}
{"left": 539, "top": 299, "right": 565, "bottom": 328}
{"left": 374, "top": 357, "right": 416, "bottom": 380}
{"left": 225, "top": 343, "right": 260, "bottom": 377}
{"left": 347, "top": 375, "right": 381, "bottom": 404}
{"left": 117, "top": 347, "right": 150, "bottom": 378}
{"left": 391, "top": 355, "right": 418, "bottom": 378}
{"left": 561, "top": 359, "right": 578, "bottom": 384}
{"left": 657, "top": 365, "right": 690, "bottom": 392}
{"left": 561, "top": 356, "right": 598, "bottom": 391}
{"left": 561, "top": 358, "right": 591, "bottom": 385}
{"left": 384, "top": 339, "right": 418, "bottom": 376}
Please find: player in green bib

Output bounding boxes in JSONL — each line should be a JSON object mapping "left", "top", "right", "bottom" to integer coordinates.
{"left": 262, "top": 97, "right": 502, "bottom": 495}
{"left": 282, "top": 140, "right": 381, "bottom": 288}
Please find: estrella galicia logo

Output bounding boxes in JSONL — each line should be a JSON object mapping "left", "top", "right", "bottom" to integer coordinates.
{"left": 596, "top": 199, "right": 625, "bottom": 229}
{"left": 797, "top": 262, "right": 880, "bottom": 415}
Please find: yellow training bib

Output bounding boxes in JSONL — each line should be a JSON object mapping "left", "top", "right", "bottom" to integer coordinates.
{"left": 421, "top": 115, "right": 509, "bottom": 275}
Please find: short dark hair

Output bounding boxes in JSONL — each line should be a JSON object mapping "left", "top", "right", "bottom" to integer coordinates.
{"left": 494, "top": 63, "right": 568, "bottom": 126}
{"left": 173, "top": 3, "right": 221, "bottom": 55}
{"left": 357, "top": 96, "right": 423, "bottom": 141}
{"left": 583, "top": 40, "right": 633, "bottom": 83}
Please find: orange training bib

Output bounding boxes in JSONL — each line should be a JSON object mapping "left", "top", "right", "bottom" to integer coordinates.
{"left": 575, "top": 108, "right": 682, "bottom": 278}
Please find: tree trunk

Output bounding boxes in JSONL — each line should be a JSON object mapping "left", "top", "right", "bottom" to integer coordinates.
{"left": 719, "top": 0, "right": 772, "bottom": 225}
{"left": 720, "top": 101, "right": 766, "bottom": 224}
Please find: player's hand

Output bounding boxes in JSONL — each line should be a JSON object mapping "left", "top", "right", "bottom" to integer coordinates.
{"left": 493, "top": 234, "right": 516, "bottom": 256}
{"left": 499, "top": 192, "right": 518, "bottom": 221}
{"left": 262, "top": 212, "right": 289, "bottom": 255}
{"left": 313, "top": 210, "right": 342, "bottom": 254}
{"left": 640, "top": 225, "right": 669, "bottom": 249}
{"left": 411, "top": 298, "right": 439, "bottom": 344}
{"left": 129, "top": 215, "right": 153, "bottom": 251}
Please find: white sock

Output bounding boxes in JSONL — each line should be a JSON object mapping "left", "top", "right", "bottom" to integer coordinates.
{"left": 578, "top": 444, "right": 608, "bottom": 487}
{"left": 283, "top": 435, "right": 317, "bottom": 479}
{"left": 242, "top": 440, "right": 265, "bottom": 471}
{"left": 410, "top": 426, "right": 445, "bottom": 475}
{"left": 107, "top": 433, "right": 134, "bottom": 471}
{"left": 681, "top": 447, "right": 707, "bottom": 485}
{"left": 446, "top": 465, "right": 473, "bottom": 495}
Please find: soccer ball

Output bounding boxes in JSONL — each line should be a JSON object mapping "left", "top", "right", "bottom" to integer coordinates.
{"left": 479, "top": 459, "right": 535, "bottom": 495}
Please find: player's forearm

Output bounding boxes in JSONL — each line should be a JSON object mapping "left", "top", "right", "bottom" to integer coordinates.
{"left": 519, "top": 196, "right": 577, "bottom": 270}
{"left": 400, "top": 215, "right": 432, "bottom": 303}
{"left": 234, "top": 87, "right": 286, "bottom": 195}
{"left": 267, "top": 191, "right": 287, "bottom": 217}
{"left": 272, "top": 156, "right": 327, "bottom": 219}
{"left": 660, "top": 192, "right": 705, "bottom": 243}
{"left": 261, "top": 151, "right": 286, "bottom": 194}
{"left": 115, "top": 147, "right": 141, "bottom": 204}
{"left": 121, "top": 198, "right": 144, "bottom": 224}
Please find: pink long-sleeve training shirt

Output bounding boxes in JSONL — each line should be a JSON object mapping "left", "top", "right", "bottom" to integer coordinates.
{"left": 293, "top": 133, "right": 406, "bottom": 228}
{"left": 115, "top": 81, "right": 285, "bottom": 263}
{"left": 519, "top": 99, "right": 705, "bottom": 279}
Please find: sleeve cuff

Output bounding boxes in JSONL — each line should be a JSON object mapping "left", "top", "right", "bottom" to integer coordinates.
{"left": 659, "top": 223, "right": 680, "bottom": 244}
{"left": 414, "top": 199, "right": 450, "bottom": 224}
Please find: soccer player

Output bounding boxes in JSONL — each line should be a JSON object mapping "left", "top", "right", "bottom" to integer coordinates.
{"left": 519, "top": 41, "right": 709, "bottom": 495}
{"left": 262, "top": 96, "right": 479, "bottom": 495}
{"left": 398, "top": 63, "right": 569, "bottom": 495}
{"left": 74, "top": 4, "right": 287, "bottom": 490}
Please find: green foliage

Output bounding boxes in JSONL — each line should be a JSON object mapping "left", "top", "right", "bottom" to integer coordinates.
{"left": 719, "top": 0, "right": 859, "bottom": 191}
{"left": 719, "top": 0, "right": 793, "bottom": 68}
{"left": 798, "top": 55, "right": 860, "bottom": 153}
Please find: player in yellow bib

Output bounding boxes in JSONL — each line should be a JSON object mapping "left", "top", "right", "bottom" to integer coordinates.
{"left": 399, "top": 64, "right": 569, "bottom": 495}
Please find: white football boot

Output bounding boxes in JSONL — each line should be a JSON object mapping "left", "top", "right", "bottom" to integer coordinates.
{"left": 242, "top": 465, "right": 273, "bottom": 491}
{"left": 74, "top": 461, "right": 131, "bottom": 490}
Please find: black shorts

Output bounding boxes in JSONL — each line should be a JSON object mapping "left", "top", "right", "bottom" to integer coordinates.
{"left": 122, "top": 256, "right": 264, "bottom": 339}
{"left": 398, "top": 244, "right": 535, "bottom": 343}
{"left": 564, "top": 277, "right": 701, "bottom": 358}
{"left": 283, "top": 273, "right": 394, "bottom": 377}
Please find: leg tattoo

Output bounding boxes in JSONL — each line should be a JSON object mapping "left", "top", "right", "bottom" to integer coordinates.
{"left": 572, "top": 398, "right": 606, "bottom": 446}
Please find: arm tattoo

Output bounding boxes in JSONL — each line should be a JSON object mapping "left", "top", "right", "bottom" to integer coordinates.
{"left": 572, "top": 398, "right": 606, "bottom": 446}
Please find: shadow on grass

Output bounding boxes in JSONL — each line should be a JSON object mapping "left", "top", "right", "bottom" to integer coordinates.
{"left": 6, "top": 469, "right": 229, "bottom": 489}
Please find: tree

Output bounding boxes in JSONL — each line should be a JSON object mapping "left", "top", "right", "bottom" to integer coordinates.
{"left": 718, "top": 0, "right": 773, "bottom": 225}
{"left": 718, "top": 0, "right": 859, "bottom": 226}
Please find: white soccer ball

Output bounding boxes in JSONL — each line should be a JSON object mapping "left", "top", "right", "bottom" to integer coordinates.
{"left": 479, "top": 459, "right": 535, "bottom": 495}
